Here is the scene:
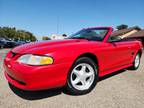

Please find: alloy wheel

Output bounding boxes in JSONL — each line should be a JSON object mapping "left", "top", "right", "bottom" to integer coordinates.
{"left": 134, "top": 54, "right": 140, "bottom": 68}
{"left": 70, "top": 63, "right": 95, "bottom": 90}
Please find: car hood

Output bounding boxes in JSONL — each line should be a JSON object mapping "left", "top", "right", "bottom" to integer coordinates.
{"left": 12, "top": 39, "right": 89, "bottom": 54}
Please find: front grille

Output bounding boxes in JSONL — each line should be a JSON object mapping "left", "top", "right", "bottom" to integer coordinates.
{"left": 7, "top": 74, "right": 26, "bottom": 85}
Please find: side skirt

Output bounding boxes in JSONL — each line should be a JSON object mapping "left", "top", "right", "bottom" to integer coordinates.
{"left": 99, "top": 64, "right": 133, "bottom": 77}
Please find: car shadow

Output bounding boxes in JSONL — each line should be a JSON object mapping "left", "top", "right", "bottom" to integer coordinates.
{"left": 9, "top": 69, "right": 127, "bottom": 100}
{"left": 9, "top": 83, "right": 63, "bottom": 100}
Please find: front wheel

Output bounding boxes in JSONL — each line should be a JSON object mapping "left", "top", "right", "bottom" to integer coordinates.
{"left": 65, "top": 57, "right": 98, "bottom": 95}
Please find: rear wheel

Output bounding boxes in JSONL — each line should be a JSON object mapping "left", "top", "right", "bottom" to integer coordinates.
{"left": 65, "top": 57, "right": 98, "bottom": 95}
{"left": 130, "top": 53, "right": 140, "bottom": 70}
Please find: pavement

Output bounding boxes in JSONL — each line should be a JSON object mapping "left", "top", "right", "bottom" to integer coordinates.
{"left": 0, "top": 49, "right": 144, "bottom": 108}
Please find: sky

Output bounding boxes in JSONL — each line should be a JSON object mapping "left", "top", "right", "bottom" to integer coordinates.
{"left": 1, "top": 0, "right": 144, "bottom": 40}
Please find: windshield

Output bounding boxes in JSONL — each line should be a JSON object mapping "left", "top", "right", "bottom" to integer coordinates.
{"left": 68, "top": 28, "right": 108, "bottom": 41}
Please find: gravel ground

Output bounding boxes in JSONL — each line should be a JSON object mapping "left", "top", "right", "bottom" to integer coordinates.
{"left": 0, "top": 49, "right": 144, "bottom": 108}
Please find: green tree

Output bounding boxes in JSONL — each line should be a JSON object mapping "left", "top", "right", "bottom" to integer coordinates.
{"left": 0, "top": 27, "right": 16, "bottom": 40}
{"left": 42, "top": 36, "right": 51, "bottom": 40}
{"left": 0, "top": 27, "right": 37, "bottom": 41}
{"left": 116, "top": 24, "right": 128, "bottom": 30}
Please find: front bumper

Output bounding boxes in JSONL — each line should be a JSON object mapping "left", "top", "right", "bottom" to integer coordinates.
{"left": 4, "top": 58, "right": 72, "bottom": 91}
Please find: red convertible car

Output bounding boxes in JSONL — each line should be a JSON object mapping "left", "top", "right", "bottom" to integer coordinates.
{"left": 4, "top": 27, "right": 143, "bottom": 95}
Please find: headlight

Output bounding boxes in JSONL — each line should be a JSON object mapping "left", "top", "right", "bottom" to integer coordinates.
{"left": 17, "top": 54, "right": 53, "bottom": 65}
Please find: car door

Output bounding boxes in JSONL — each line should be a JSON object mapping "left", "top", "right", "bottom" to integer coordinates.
{"left": 101, "top": 41, "right": 132, "bottom": 72}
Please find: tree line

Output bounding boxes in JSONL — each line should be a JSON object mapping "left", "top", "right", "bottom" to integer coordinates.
{"left": 0, "top": 27, "right": 37, "bottom": 41}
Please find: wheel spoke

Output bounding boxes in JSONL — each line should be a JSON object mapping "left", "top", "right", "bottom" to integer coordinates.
{"left": 72, "top": 78, "right": 80, "bottom": 85}
{"left": 80, "top": 79, "right": 87, "bottom": 86}
{"left": 85, "top": 72, "right": 93, "bottom": 77}
{"left": 73, "top": 69, "right": 80, "bottom": 76}
{"left": 81, "top": 65, "right": 86, "bottom": 72}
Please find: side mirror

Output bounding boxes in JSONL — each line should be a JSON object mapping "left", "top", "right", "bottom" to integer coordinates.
{"left": 108, "top": 39, "right": 119, "bottom": 43}
{"left": 108, "top": 37, "right": 122, "bottom": 43}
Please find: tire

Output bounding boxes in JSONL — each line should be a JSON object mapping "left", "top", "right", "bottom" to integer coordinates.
{"left": 129, "top": 53, "right": 141, "bottom": 70}
{"left": 65, "top": 57, "right": 98, "bottom": 95}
